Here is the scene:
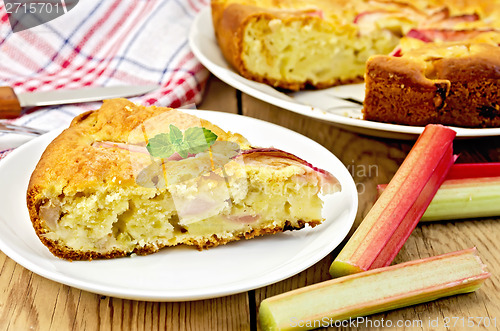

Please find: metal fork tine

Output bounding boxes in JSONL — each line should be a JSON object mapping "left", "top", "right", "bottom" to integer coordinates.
{"left": 0, "top": 122, "right": 48, "bottom": 136}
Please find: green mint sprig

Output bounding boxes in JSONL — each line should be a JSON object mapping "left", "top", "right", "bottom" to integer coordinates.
{"left": 146, "top": 124, "right": 218, "bottom": 159}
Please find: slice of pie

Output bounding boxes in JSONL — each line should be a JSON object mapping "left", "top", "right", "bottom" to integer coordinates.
{"left": 27, "top": 99, "right": 340, "bottom": 260}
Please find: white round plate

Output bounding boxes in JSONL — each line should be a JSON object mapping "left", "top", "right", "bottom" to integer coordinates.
{"left": 0, "top": 110, "right": 357, "bottom": 301}
{"left": 189, "top": 7, "right": 500, "bottom": 140}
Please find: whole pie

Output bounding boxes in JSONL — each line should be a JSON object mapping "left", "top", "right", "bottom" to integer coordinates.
{"left": 211, "top": 0, "right": 500, "bottom": 127}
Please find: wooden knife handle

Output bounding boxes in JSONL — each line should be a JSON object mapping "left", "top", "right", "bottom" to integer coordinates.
{"left": 0, "top": 86, "right": 22, "bottom": 119}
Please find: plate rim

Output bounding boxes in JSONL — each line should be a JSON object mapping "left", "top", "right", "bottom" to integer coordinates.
{"left": 0, "top": 109, "right": 358, "bottom": 301}
{"left": 189, "top": 7, "right": 500, "bottom": 139}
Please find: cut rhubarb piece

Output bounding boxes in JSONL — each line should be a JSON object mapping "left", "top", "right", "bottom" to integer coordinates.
{"left": 379, "top": 177, "right": 500, "bottom": 222}
{"left": 259, "top": 248, "right": 489, "bottom": 331}
{"left": 406, "top": 28, "right": 489, "bottom": 43}
{"left": 330, "top": 124, "right": 456, "bottom": 278}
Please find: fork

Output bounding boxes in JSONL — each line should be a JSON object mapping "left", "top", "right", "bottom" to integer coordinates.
{"left": 0, "top": 121, "right": 48, "bottom": 136}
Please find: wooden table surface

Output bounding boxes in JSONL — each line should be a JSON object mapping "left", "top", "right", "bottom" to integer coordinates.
{"left": 1, "top": 76, "right": 499, "bottom": 330}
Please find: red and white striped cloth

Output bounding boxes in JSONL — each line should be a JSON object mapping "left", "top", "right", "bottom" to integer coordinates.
{"left": 0, "top": 0, "right": 210, "bottom": 160}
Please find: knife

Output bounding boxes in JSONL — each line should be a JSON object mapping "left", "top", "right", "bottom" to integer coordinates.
{"left": 0, "top": 84, "right": 159, "bottom": 119}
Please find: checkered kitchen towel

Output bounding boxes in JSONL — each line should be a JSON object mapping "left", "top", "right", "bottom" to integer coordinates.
{"left": 0, "top": 0, "right": 210, "bottom": 160}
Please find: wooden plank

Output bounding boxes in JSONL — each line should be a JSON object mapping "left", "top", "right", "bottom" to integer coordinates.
{"left": 241, "top": 93, "right": 500, "bottom": 330}
{"left": 198, "top": 76, "right": 238, "bottom": 114}
{"left": 0, "top": 258, "right": 251, "bottom": 331}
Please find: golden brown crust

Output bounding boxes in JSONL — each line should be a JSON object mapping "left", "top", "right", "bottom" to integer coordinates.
{"left": 363, "top": 43, "right": 500, "bottom": 127}
{"left": 194, "top": 219, "right": 318, "bottom": 249}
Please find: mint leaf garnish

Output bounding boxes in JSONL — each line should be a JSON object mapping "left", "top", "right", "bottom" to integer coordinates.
{"left": 203, "top": 127, "right": 218, "bottom": 145}
{"left": 146, "top": 125, "right": 218, "bottom": 159}
{"left": 168, "top": 124, "right": 183, "bottom": 145}
{"left": 184, "top": 127, "right": 218, "bottom": 154}
{"left": 146, "top": 133, "right": 176, "bottom": 158}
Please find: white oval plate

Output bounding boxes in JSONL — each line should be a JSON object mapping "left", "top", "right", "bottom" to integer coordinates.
{"left": 189, "top": 7, "right": 500, "bottom": 140}
{"left": 0, "top": 110, "right": 357, "bottom": 301}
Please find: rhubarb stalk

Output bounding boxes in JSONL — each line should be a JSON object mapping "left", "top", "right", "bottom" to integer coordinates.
{"left": 422, "top": 177, "right": 500, "bottom": 221}
{"left": 330, "top": 124, "right": 456, "bottom": 278}
{"left": 259, "top": 248, "right": 489, "bottom": 331}
{"left": 377, "top": 163, "right": 500, "bottom": 221}
{"left": 446, "top": 162, "right": 500, "bottom": 180}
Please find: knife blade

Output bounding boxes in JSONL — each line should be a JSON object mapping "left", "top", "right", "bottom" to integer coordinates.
{"left": 0, "top": 84, "right": 159, "bottom": 119}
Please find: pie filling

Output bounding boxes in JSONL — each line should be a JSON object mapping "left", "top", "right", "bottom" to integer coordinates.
{"left": 38, "top": 146, "right": 340, "bottom": 255}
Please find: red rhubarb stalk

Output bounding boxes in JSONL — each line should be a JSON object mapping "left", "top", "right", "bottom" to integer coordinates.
{"left": 446, "top": 163, "right": 500, "bottom": 180}
{"left": 330, "top": 124, "right": 457, "bottom": 277}
{"left": 378, "top": 162, "right": 500, "bottom": 190}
